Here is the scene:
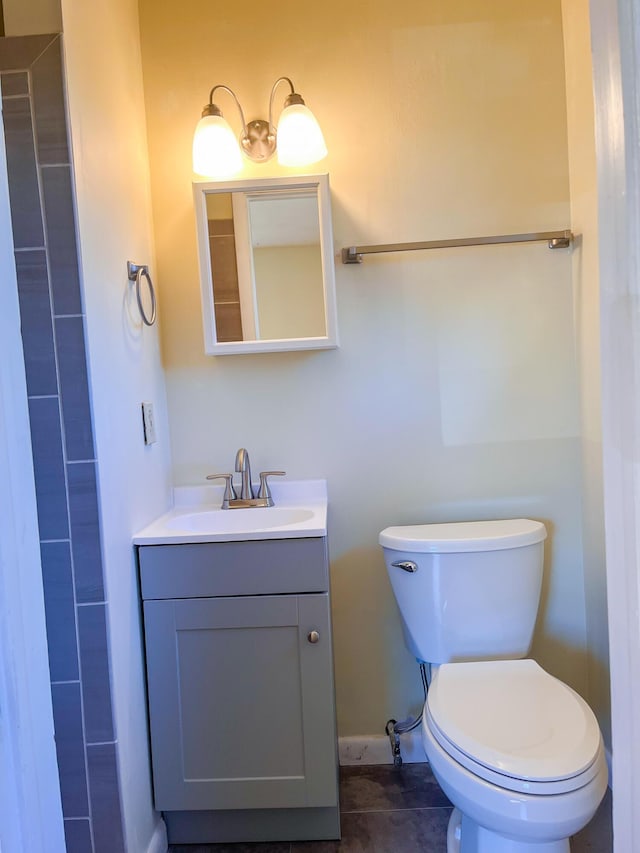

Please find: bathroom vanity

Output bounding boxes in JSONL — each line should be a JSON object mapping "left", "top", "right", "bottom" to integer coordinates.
{"left": 134, "top": 482, "right": 339, "bottom": 844}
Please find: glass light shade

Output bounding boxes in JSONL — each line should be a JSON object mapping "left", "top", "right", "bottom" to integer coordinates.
{"left": 276, "top": 104, "right": 328, "bottom": 167}
{"left": 192, "top": 114, "right": 243, "bottom": 177}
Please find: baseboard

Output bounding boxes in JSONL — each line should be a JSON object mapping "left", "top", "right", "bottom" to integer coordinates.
{"left": 164, "top": 807, "right": 340, "bottom": 844}
{"left": 146, "top": 817, "right": 168, "bottom": 853}
{"left": 339, "top": 735, "right": 613, "bottom": 788}
{"left": 339, "top": 732, "right": 427, "bottom": 765}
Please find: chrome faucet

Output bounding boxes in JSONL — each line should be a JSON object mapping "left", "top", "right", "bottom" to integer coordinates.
{"left": 235, "top": 447, "right": 254, "bottom": 500}
{"left": 206, "top": 448, "right": 286, "bottom": 508}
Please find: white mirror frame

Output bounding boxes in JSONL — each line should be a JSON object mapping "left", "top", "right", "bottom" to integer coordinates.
{"left": 193, "top": 174, "right": 339, "bottom": 355}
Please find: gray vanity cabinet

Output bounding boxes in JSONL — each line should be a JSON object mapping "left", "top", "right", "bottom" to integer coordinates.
{"left": 138, "top": 537, "right": 339, "bottom": 844}
{"left": 143, "top": 592, "right": 335, "bottom": 810}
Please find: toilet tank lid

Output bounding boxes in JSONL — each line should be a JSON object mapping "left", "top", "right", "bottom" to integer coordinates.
{"left": 379, "top": 518, "right": 546, "bottom": 553}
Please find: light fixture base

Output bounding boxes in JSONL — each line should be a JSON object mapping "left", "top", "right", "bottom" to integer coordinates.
{"left": 241, "top": 119, "right": 276, "bottom": 162}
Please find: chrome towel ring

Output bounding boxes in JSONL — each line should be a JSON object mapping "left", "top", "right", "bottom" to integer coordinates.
{"left": 127, "top": 261, "right": 157, "bottom": 326}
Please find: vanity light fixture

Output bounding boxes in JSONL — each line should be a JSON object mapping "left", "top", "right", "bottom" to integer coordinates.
{"left": 192, "top": 77, "right": 327, "bottom": 177}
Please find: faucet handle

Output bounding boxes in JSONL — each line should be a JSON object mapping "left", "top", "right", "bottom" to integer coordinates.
{"left": 205, "top": 473, "right": 237, "bottom": 508}
{"left": 258, "top": 471, "right": 286, "bottom": 505}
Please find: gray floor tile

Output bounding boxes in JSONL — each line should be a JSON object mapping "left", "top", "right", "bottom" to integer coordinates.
{"left": 292, "top": 808, "right": 451, "bottom": 853}
{"left": 167, "top": 765, "right": 611, "bottom": 853}
{"left": 170, "top": 845, "right": 290, "bottom": 853}
{"left": 571, "top": 788, "right": 613, "bottom": 852}
{"left": 339, "top": 763, "right": 450, "bottom": 813}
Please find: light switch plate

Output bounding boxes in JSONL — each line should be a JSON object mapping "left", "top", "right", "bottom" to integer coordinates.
{"left": 141, "top": 401, "right": 157, "bottom": 445}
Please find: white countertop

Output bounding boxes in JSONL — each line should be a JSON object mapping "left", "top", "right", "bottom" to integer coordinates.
{"left": 133, "top": 479, "right": 327, "bottom": 545}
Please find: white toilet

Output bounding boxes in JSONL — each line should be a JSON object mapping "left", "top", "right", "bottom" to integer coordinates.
{"left": 379, "top": 518, "right": 608, "bottom": 853}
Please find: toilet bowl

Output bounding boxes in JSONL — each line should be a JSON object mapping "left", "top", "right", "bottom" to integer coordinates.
{"left": 422, "top": 659, "right": 608, "bottom": 852}
{"left": 379, "top": 519, "right": 608, "bottom": 852}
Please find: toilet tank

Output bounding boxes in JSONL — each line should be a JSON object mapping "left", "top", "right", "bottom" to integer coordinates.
{"left": 379, "top": 519, "right": 546, "bottom": 664}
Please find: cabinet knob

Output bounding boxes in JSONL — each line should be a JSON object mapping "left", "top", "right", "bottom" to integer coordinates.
{"left": 307, "top": 630, "right": 320, "bottom": 644}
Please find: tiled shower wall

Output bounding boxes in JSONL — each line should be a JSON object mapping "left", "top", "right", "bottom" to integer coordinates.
{"left": 0, "top": 34, "right": 125, "bottom": 853}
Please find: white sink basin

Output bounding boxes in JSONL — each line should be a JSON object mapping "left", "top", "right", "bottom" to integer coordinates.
{"left": 132, "top": 480, "right": 327, "bottom": 545}
{"left": 165, "top": 506, "right": 315, "bottom": 535}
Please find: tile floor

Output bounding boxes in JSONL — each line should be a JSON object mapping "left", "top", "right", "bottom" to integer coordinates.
{"left": 169, "top": 763, "right": 613, "bottom": 852}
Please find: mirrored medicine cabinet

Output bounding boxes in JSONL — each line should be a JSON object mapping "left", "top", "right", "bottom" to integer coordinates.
{"left": 193, "top": 174, "right": 339, "bottom": 355}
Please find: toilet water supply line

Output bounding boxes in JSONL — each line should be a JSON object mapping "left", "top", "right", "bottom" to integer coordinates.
{"left": 386, "top": 662, "right": 431, "bottom": 766}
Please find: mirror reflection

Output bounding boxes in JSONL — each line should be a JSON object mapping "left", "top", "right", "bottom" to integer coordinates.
{"left": 207, "top": 190, "right": 326, "bottom": 342}
{"left": 194, "top": 175, "right": 338, "bottom": 355}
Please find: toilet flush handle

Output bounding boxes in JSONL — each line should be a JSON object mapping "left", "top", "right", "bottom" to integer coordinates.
{"left": 391, "top": 560, "right": 418, "bottom": 573}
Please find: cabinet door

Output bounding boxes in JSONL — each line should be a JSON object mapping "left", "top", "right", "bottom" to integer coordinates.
{"left": 144, "top": 593, "right": 337, "bottom": 812}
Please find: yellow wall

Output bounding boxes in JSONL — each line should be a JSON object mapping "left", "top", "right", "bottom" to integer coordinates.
{"left": 562, "top": 0, "right": 610, "bottom": 746}
{"left": 139, "top": 0, "right": 587, "bottom": 735}
{"left": 253, "top": 245, "right": 325, "bottom": 339}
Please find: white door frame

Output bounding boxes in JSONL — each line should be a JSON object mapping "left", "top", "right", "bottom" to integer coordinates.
{"left": 0, "top": 89, "right": 65, "bottom": 852}
{"left": 590, "top": 0, "right": 640, "bottom": 849}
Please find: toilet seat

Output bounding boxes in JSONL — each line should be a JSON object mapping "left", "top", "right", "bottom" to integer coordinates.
{"left": 426, "top": 659, "right": 603, "bottom": 796}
